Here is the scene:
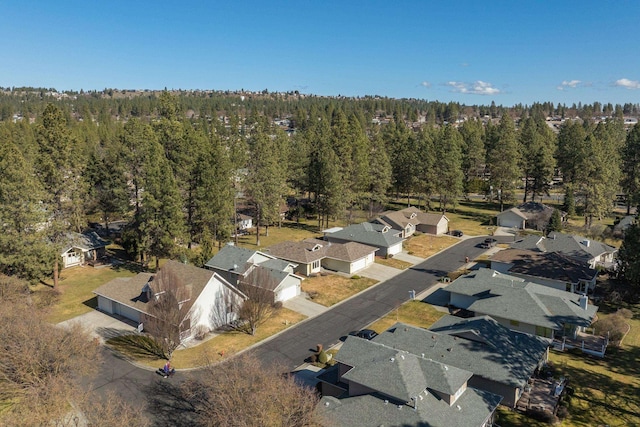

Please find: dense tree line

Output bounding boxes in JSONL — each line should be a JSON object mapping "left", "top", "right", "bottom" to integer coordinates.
{"left": 1, "top": 90, "right": 639, "bottom": 286}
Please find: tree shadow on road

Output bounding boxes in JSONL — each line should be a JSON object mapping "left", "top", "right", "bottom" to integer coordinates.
{"left": 145, "top": 380, "right": 200, "bottom": 427}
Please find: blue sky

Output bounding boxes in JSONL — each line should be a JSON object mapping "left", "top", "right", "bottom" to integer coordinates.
{"left": 2, "top": 1, "right": 639, "bottom": 106}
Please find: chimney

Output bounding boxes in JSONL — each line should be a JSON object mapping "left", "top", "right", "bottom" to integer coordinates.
{"left": 579, "top": 295, "right": 588, "bottom": 310}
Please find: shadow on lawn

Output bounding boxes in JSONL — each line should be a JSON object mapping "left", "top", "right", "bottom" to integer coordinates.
{"left": 555, "top": 350, "right": 640, "bottom": 426}
{"left": 106, "top": 333, "right": 165, "bottom": 361}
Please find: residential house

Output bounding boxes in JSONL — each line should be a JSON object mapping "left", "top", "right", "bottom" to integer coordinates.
{"left": 266, "top": 238, "right": 377, "bottom": 276}
{"left": 373, "top": 206, "right": 449, "bottom": 237}
{"left": 316, "top": 333, "right": 503, "bottom": 427}
{"left": 490, "top": 248, "right": 598, "bottom": 294}
{"left": 60, "top": 231, "right": 109, "bottom": 269}
{"left": 234, "top": 213, "right": 253, "bottom": 231}
{"left": 93, "top": 260, "right": 245, "bottom": 341}
{"left": 324, "top": 223, "right": 403, "bottom": 257}
{"left": 516, "top": 202, "right": 565, "bottom": 231}
{"left": 511, "top": 231, "right": 617, "bottom": 269}
{"left": 445, "top": 269, "right": 598, "bottom": 339}
{"left": 496, "top": 207, "right": 527, "bottom": 229}
{"left": 204, "top": 245, "right": 303, "bottom": 302}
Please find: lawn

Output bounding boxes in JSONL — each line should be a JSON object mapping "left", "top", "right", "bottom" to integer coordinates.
{"left": 404, "top": 233, "right": 459, "bottom": 258}
{"left": 302, "top": 275, "right": 378, "bottom": 307}
{"left": 366, "top": 300, "right": 446, "bottom": 333}
{"left": 37, "top": 264, "right": 137, "bottom": 324}
{"left": 232, "top": 220, "right": 325, "bottom": 252}
{"left": 107, "top": 308, "right": 306, "bottom": 369}
{"left": 375, "top": 256, "right": 412, "bottom": 270}
{"left": 497, "top": 302, "right": 640, "bottom": 427}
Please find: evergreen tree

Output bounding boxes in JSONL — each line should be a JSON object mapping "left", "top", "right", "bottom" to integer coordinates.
{"left": 434, "top": 125, "right": 464, "bottom": 210}
{"left": 519, "top": 116, "right": 556, "bottom": 202}
{"left": 459, "top": 118, "right": 486, "bottom": 194}
{"left": 547, "top": 209, "right": 563, "bottom": 234}
{"left": 621, "top": 123, "right": 640, "bottom": 214}
{"left": 367, "top": 127, "right": 392, "bottom": 217}
{"left": 487, "top": 114, "right": 521, "bottom": 211}
{"left": 617, "top": 220, "right": 640, "bottom": 299}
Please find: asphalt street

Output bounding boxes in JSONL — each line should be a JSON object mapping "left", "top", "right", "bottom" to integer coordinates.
{"left": 83, "top": 234, "right": 514, "bottom": 421}
{"left": 248, "top": 235, "right": 513, "bottom": 370}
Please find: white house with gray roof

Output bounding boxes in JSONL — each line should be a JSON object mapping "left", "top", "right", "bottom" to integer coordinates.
{"left": 204, "top": 245, "right": 303, "bottom": 302}
{"left": 446, "top": 269, "right": 598, "bottom": 339}
{"left": 324, "top": 223, "right": 403, "bottom": 257}
{"left": 60, "top": 231, "right": 109, "bottom": 268}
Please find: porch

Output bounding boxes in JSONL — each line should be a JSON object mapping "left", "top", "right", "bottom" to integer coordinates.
{"left": 552, "top": 331, "right": 609, "bottom": 358}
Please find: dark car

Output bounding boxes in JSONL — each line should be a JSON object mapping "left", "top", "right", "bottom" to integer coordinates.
{"left": 482, "top": 238, "right": 497, "bottom": 248}
{"left": 451, "top": 230, "right": 464, "bottom": 237}
{"left": 356, "top": 329, "right": 378, "bottom": 340}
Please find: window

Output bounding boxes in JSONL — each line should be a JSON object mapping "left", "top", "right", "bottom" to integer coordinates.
{"left": 535, "top": 326, "right": 551, "bottom": 337}
{"left": 312, "top": 260, "right": 320, "bottom": 269}
{"left": 510, "top": 320, "right": 520, "bottom": 327}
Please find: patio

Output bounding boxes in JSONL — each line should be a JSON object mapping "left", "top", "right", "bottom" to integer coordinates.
{"left": 516, "top": 376, "right": 566, "bottom": 413}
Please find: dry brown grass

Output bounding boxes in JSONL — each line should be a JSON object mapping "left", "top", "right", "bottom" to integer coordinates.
{"left": 302, "top": 274, "right": 378, "bottom": 307}
{"left": 375, "top": 256, "right": 412, "bottom": 270}
{"left": 404, "top": 234, "right": 459, "bottom": 258}
{"left": 367, "top": 301, "right": 446, "bottom": 333}
{"left": 110, "top": 308, "right": 307, "bottom": 369}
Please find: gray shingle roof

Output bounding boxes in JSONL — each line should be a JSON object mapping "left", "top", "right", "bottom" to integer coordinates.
{"left": 374, "top": 319, "right": 550, "bottom": 389}
{"left": 204, "top": 245, "right": 261, "bottom": 272}
{"left": 337, "top": 337, "right": 471, "bottom": 399}
{"left": 446, "top": 269, "right": 598, "bottom": 329}
{"left": 491, "top": 249, "right": 597, "bottom": 284}
{"left": 317, "top": 387, "right": 502, "bottom": 427}
{"left": 61, "top": 231, "right": 109, "bottom": 253}
{"left": 326, "top": 222, "right": 403, "bottom": 248}
{"left": 511, "top": 232, "right": 616, "bottom": 264}
{"left": 497, "top": 207, "right": 528, "bottom": 220}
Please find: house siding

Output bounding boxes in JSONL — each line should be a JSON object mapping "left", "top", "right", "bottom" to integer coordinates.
{"left": 275, "top": 275, "right": 301, "bottom": 302}
{"left": 468, "top": 376, "right": 519, "bottom": 408}
{"left": 497, "top": 211, "right": 526, "bottom": 229}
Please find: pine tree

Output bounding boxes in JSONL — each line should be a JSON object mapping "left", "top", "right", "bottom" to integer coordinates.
{"left": 459, "top": 118, "right": 486, "bottom": 194}
{"left": 487, "top": 114, "right": 521, "bottom": 211}
{"left": 434, "top": 125, "right": 464, "bottom": 210}
{"left": 621, "top": 123, "right": 640, "bottom": 214}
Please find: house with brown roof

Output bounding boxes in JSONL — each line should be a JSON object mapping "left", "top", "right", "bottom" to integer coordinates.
{"left": 373, "top": 207, "right": 449, "bottom": 237}
{"left": 490, "top": 248, "right": 598, "bottom": 294}
{"left": 60, "top": 231, "right": 109, "bottom": 269}
{"left": 266, "top": 238, "right": 377, "bottom": 276}
{"left": 93, "top": 260, "right": 245, "bottom": 341}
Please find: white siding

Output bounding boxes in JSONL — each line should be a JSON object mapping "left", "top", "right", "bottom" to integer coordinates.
{"left": 190, "top": 275, "right": 242, "bottom": 334}
{"left": 497, "top": 212, "right": 526, "bottom": 229}
{"left": 274, "top": 275, "right": 301, "bottom": 302}
{"left": 436, "top": 218, "right": 448, "bottom": 235}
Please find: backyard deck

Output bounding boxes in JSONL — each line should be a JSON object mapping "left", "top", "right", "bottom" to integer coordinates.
{"left": 516, "top": 376, "right": 565, "bottom": 413}
{"left": 553, "top": 331, "right": 608, "bottom": 357}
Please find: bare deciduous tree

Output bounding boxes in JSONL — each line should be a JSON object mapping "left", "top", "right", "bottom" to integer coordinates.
{"left": 142, "top": 266, "right": 193, "bottom": 360}
{"left": 0, "top": 274, "right": 147, "bottom": 427}
{"left": 179, "top": 354, "right": 321, "bottom": 427}
{"left": 230, "top": 266, "right": 280, "bottom": 335}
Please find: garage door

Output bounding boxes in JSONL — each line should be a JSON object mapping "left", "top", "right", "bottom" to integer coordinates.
{"left": 276, "top": 284, "right": 300, "bottom": 302}
{"left": 351, "top": 258, "right": 367, "bottom": 273}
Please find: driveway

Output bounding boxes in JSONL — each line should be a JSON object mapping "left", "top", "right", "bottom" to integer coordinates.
{"left": 58, "top": 310, "right": 138, "bottom": 344}
{"left": 358, "top": 262, "right": 403, "bottom": 281}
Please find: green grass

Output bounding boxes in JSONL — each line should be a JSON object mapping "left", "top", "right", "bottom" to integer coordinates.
{"left": 37, "top": 265, "right": 137, "bottom": 324}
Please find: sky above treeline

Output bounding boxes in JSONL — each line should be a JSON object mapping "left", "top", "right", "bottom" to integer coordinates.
{"left": 3, "top": 0, "right": 639, "bottom": 107}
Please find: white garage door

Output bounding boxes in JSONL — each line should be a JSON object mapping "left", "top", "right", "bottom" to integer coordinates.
{"left": 276, "top": 284, "right": 300, "bottom": 302}
{"left": 350, "top": 258, "right": 367, "bottom": 273}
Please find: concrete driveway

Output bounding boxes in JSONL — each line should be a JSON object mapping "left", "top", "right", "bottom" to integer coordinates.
{"left": 58, "top": 310, "right": 138, "bottom": 344}
{"left": 358, "top": 263, "right": 403, "bottom": 281}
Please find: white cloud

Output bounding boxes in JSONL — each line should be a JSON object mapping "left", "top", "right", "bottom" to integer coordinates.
{"left": 615, "top": 78, "right": 640, "bottom": 89}
{"left": 420, "top": 81, "right": 432, "bottom": 88}
{"left": 557, "top": 80, "right": 582, "bottom": 91}
{"left": 446, "top": 80, "right": 500, "bottom": 95}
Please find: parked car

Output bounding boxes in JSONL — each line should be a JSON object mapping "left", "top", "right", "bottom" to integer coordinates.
{"left": 451, "top": 230, "right": 464, "bottom": 237}
{"left": 356, "top": 329, "right": 378, "bottom": 340}
{"left": 482, "top": 238, "right": 497, "bottom": 248}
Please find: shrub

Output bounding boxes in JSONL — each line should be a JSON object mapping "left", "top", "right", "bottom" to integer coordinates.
{"left": 617, "top": 308, "right": 634, "bottom": 319}
{"left": 317, "top": 350, "right": 329, "bottom": 364}
{"left": 273, "top": 301, "right": 283, "bottom": 310}
{"left": 556, "top": 406, "right": 569, "bottom": 420}
{"left": 194, "top": 325, "right": 209, "bottom": 340}
{"left": 593, "top": 314, "right": 628, "bottom": 342}
{"left": 527, "top": 408, "right": 557, "bottom": 424}
{"left": 350, "top": 275, "right": 361, "bottom": 280}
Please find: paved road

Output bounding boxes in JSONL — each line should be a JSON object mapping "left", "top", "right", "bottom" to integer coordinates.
{"left": 248, "top": 235, "right": 511, "bottom": 370}
{"left": 83, "top": 235, "right": 513, "bottom": 422}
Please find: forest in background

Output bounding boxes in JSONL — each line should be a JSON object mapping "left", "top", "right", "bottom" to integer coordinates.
{"left": 1, "top": 88, "right": 640, "bottom": 286}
